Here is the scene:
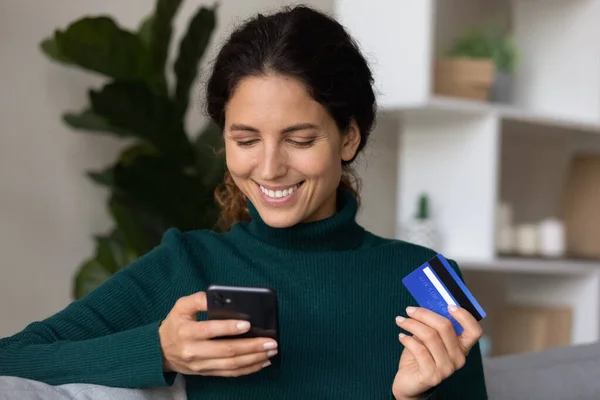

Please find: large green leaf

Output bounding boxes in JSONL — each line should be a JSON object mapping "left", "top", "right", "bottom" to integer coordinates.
{"left": 112, "top": 153, "right": 219, "bottom": 231}
{"left": 89, "top": 81, "right": 171, "bottom": 136}
{"left": 119, "top": 142, "right": 159, "bottom": 164}
{"left": 51, "top": 17, "right": 150, "bottom": 82}
{"left": 40, "top": 36, "right": 73, "bottom": 64}
{"left": 64, "top": 110, "right": 112, "bottom": 131}
{"left": 73, "top": 230, "right": 138, "bottom": 299}
{"left": 148, "top": 0, "right": 184, "bottom": 92}
{"left": 73, "top": 258, "right": 113, "bottom": 300}
{"left": 88, "top": 81, "right": 193, "bottom": 163}
{"left": 95, "top": 232, "right": 138, "bottom": 274}
{"left": 137, "top": 15, "right": 154, "bottom": 48}
{"left": 109, "top": 195, "right": 163, "bottom": 255}
{"left": 173, "top": 6, "right": 216, "bottom": 117}
{"left": 194, "top": 121, "right": 226, "bottom": 187}
{"left": 86, "top": 167, "right": 115, "bottom": 189}
{"left": 63, "top": 109, "right": 132, "bottom": 137}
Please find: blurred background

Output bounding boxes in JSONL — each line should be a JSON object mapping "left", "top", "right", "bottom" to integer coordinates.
{"left": 2, "top": 0, "right": 600, "bottom": 363}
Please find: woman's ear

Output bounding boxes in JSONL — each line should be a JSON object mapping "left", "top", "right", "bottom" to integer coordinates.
{"left": 341, "top": 119, "right": 361, "bottom": 162}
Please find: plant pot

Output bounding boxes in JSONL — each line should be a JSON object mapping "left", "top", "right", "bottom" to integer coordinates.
{"left": 401, "top": 218, "right": 439, "bottom": 250}
{"left": 434, "top": 57, "right": 495, "bottom": 101}
{"left": 489, "top": 70, "right": 514, "bottom": 104}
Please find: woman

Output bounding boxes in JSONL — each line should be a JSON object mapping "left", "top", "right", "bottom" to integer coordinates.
{"left": 0, "top": 5, "right": 487, "bottom": 400}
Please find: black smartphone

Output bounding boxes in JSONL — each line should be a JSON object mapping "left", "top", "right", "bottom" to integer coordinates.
{"left": 206, "top": 284, "right": 280, "bottom": 364}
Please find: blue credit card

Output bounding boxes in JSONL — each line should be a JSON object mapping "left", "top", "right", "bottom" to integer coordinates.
{"left": 402, "top": 254, "right": 486, "bottom": 335}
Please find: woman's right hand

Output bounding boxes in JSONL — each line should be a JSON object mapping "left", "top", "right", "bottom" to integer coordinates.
{"left": 158, "top": 292, "right": 278, "bottom": 377}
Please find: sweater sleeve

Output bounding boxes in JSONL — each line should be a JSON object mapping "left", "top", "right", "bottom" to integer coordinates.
{"left": 0, "top": 229, "right": 186, "bottom": 388}
{"left": 428, "top": 259, "right": 488, "bottom": 399}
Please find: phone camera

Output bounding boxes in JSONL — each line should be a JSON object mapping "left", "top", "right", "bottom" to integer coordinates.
{"left": 213, "top": 292, "right": 224, "bottom": 306}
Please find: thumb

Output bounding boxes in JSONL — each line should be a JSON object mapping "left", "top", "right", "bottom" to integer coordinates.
{"left": 174, "top": 292, "right": 207, "bottom": 319}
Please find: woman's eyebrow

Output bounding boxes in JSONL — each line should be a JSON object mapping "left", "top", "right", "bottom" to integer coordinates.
{"left": 229, "top": 123, "right": 259, "bottom": 132}
{"left": 229, "top": 123, "right": 320, "bottom": 134}
{"left": 281, "top": 123, "right": 319, "bottom": 133}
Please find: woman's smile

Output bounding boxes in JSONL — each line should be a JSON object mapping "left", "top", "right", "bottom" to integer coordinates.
{"left": 257, "top": 181, "right": 305, "bottom": 207}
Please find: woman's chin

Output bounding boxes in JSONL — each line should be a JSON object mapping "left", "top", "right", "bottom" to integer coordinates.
{"left": 258, "top": 209, "right": 303, "bottom": 228}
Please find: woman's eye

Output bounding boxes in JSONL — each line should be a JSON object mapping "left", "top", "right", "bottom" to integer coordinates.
{"left": 236, "top": 139, "right": 258, "bottom": 147}
{"left": 289, "top": 139, "right": 315, "bottom": 148}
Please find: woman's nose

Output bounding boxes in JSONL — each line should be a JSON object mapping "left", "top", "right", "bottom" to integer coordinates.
{"left": 259, "top": 143, "right": 287, "bottom": 181}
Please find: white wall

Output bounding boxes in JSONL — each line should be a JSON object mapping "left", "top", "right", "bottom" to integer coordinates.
{"left": 0, "top": 0, "right": 334, "bottom": 338}
{"left": 354, "top": 111, "right": 402, "bottom": 239}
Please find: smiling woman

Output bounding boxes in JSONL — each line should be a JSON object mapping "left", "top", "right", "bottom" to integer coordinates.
{"left": 219, "top": 74, "right": 362, "bottom": 227}
{"left": 209, "top": 6, "right": 373, "bottom": 230}
{"left": 0, "top": 5, "right": 488, "bottom": 400}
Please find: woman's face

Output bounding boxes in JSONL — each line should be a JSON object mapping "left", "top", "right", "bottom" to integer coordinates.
{"left": 224, "top": 74, "right": 360, "bottom": 228}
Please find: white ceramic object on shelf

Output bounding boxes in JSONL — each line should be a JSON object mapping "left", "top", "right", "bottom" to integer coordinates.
{"left": 402, "top": 218, "right": 439, "bottom": 250}
{"left": 538, "top": 218, "right": 565, "bottom": 258}
{"left": 496, "top": 226, "right": 515, "bottom": 254}
{"left": 496, "top": 202, "right": 515, "bottom": 254}
{"left": 515, "top": 224, "right": 539, "bottom": 256}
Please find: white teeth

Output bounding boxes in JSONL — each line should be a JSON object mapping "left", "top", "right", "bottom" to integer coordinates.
{"left": 259, "top": 184, "right": 299, "bottom": 199}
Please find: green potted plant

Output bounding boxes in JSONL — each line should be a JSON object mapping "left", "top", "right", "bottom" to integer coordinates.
{"left": 434, "top": 29, "right": 496, "bottom": 101}
{"left": 435, "top": 24, "right": 518, "bottom": 103}
{"left": 40, "top": 0, "right": 224, "bottom": 299}
{"left": 401, "top": 193, "right": 439, "bottom": 250}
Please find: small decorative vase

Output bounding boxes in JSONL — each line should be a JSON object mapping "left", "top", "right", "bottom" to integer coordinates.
{"left": 401, "top": 193, "right": 439, "bottom": 250}
{"left": 403, "top": 218, "right": 439, "bottom": 249}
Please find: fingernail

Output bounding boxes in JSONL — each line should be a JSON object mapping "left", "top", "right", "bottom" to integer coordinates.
{"left": 406, "top": 306, "right": 416, "bottom": 314}
{"left": 237, "top": 321, "right": 250, "bottom": 330}
{"left": 399, "top": 333, "right": 406, "bottom": 339}
{"left": 262, "top": 361, "right": 272, "bottom": 368}
{"left": 263, "top": 341, "right": 278, "bottom": 350}
{"left": 396, "top": 316, "right": 406, "bottom": 324}
{"left": 267, "top": 350, "right": 278, "bottom": 357}
{"left": 448, "top": 305, "right": 459, "bottom": 312}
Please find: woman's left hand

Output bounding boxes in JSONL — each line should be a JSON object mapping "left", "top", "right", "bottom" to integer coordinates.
{"left": 391, "top": 305, "right": 483, "bottom": 400}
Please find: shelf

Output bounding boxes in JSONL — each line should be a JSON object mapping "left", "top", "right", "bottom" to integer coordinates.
{"left": 337, "top": 0, "right": 600, "bottom": 122}
{"left": 459, "top": 257, "right": 600, "bottom": 276}
{"left": 410, "top": 96, "right": 600, "bottom": 134}
{"left": 336, "top": 0, "right": 600, "bottom": 353}
{"left": 461, "top": 270, "right": 600, "bottom": 348}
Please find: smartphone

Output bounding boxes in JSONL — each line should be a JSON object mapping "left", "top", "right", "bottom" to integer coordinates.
{"left": 206, "top": 284, "right": 280, "bottom": 365}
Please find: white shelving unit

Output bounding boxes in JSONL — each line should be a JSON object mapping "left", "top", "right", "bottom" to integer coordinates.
{"left": 335, "top": 0, "right": 600, "bottom": 353}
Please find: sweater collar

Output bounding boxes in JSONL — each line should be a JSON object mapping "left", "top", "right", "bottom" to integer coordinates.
{"left": 239, "top": 189, "right": 365, "bottom": 252}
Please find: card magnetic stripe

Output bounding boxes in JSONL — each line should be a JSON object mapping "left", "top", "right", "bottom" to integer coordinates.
{"left": 428, "top": 255, "right": 484, "bottom": 321}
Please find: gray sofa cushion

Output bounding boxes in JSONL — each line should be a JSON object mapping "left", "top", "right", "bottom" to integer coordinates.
{"left": 0, "top": 374, "right": 187, "bottom": 400}
{"left": 484, "top": 342, "right": 600, "bottom": 400}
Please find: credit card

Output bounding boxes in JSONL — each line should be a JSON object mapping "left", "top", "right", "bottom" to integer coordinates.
{"left": 402, "top": 254, "right": 486, "bottom": 335}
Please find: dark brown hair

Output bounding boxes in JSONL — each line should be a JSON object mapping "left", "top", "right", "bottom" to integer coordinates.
{"left": 206, "top": 5, "right": 376, "bottom": 230}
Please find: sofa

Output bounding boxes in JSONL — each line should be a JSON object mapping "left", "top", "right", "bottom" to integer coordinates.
{"left": 483, "top": 341, "right": 600, "bottom": 399}
{"left": 1, "top": 342, "right": 599, "bottom": 399}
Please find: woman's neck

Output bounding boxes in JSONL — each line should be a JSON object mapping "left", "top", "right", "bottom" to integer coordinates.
{"left": 234, "top": 188, "right": 365, "bottom": 252}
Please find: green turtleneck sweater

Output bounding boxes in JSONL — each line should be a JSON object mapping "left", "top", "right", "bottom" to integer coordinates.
{"left": 0, "top": 191, "right": 487, "bottom": 399}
